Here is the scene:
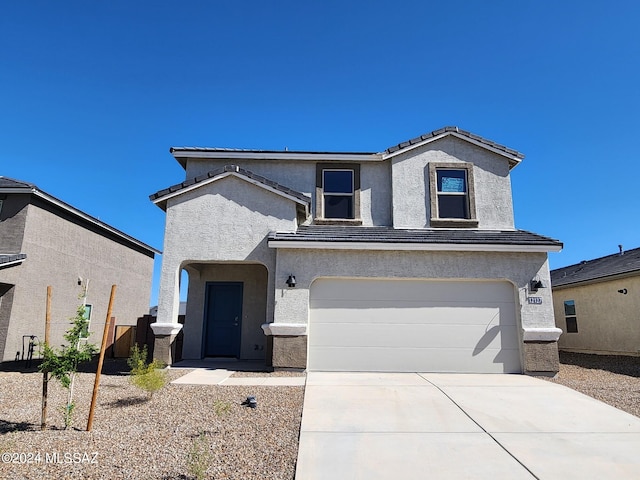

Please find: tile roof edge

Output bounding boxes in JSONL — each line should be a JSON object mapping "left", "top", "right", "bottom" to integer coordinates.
{"left": 150, "top": 165, "right": 312, "bottom": 205}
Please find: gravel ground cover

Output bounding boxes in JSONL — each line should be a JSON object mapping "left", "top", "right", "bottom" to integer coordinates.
{"left": 0, "top": 360, "right": 304, "bottom": 480}
{"left": 540, "top": 351, "right": 640, "bottom": 418}
{"left": 2, "top": 352, "right": 638, "bottom": 479}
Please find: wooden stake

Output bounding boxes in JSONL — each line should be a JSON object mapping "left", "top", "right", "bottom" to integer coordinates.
{"left": 86, "top": 285, "right": 116, "bottom": 432}
{"left": 41, "top": 286, "right": 52, "bottom": 430}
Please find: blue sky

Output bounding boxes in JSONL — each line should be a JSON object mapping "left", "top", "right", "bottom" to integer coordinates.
{"left": 2, "top": 1, "right": 639, "bottom": 306}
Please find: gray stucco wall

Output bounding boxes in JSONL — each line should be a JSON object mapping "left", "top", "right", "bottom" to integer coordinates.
{"left": 1, "top": 201, "right": 154, "bottom": 362}
{"left": 155, "top": 175, "right": 299, "bottom": 331}
{"left": 390, "top": 136, "right": 515, "bottom": 229}
{"left": 184, "top": 159, "right": 392, "bottom": 226}
{"left": 272, "top": 248, "right": 555, "bottom": 334}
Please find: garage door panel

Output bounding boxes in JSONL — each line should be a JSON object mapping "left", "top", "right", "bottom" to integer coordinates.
{"left": 311, "top": 323, "right": 521, "bottom": 350}
{"left": 308, "top": 278, "right": 521, "bottom": 373}
{"left": 312, "top": 305, "right": 515, "bottom": 326}
{"left": 308, "top": 346, "right": 522, "bottom": 374}
{"left": 310, "top": 279, "right": 515, "bottom": 304}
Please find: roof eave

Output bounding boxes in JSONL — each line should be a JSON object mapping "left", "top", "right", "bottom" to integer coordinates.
{"left": 552, "top": 269, "right": 640, "bottom": 290}
{"left": 268, "top": 240, "right": 562, "bottom": 253}
{"left": 170, "top": 149, "right": 382, "bottom": 169}
{"left": 382, "top": 131, "right": 523, "bottom": 168}
{"left": 6, "top": 188, "right": 161, "bottom": 255}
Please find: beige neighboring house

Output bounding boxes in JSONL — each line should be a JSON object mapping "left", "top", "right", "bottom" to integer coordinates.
{"left": 0, "top": 177, "right": 159, "bottom": 362}
{"left": 551, "top": 246, "right": 640, "bottom": 356}
{"left": 150, "top": 126, "right": 563, "bottom": 375}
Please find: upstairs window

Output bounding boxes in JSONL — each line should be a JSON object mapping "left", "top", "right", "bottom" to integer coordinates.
{"left": 315, "top": 163, "right": 361, "bottom": 223}
{"left": 323, "top": 170, "right": 354, "bottom": 219}
{"left": 429, "top": 162, "right": 478, "bottom": 227}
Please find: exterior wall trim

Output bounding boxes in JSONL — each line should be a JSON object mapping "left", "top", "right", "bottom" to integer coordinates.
{"left": 522, "top": 327, "right": 563, "bottom": 342}
{"left": 172, "top": 151, "right": 383, "bottom": 162}
{"left": 268, "top": 240, "right": 562, "bottom": 253}
{"left": 151, "top": 322, "right": 184, "bottom": 336}
{"left": 261, "top": 323, "right": 307, "bottom": 336}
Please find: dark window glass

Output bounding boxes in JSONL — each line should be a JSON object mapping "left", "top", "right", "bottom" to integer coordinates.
{"left": 566, "top": 317, "right": 578, "bottom": 333}
{"left": 324, "top": 195, "right": 353, "bottom": 219}
{"left": 564, "top": 300, "right": 576, "bottom": 316}
{"left": 324, "top": 170, "right": 353, "bottom": 193}
{"left": 437, "top": 195, "right": 469, "bottom": 219}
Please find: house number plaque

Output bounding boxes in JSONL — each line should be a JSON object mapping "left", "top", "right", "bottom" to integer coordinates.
{"left": 527, "top": 297, "right": 543, "bottom": 305}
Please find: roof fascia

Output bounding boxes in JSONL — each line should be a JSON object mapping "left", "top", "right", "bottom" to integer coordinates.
{"left": 552, "top": 269, "right": 640, "bottom": 290}
{"left": 26, "top": 190, "right": 160, "bottom": 254}
{"left": 268, "top": 240, "right": 562, "bottom": 253}
{"left": 152, "top": 171, "right": 311, "bottom": 208}
{"left": 382, "top": 132, "right": 522, "bottom": 168}
{"left": 171, "top": 151, "right": 382, "bottom": 168}
{"left": 0, "top": 258, "right": 26, "bottom": 268}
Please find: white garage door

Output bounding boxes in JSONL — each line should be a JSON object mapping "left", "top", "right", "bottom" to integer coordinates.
{"left": 308, "top": 278, "right": 521, "bottom": 373}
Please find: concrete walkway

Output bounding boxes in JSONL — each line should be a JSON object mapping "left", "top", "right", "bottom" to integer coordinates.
{"left": 169, "top": 360, "right": 306, "bottom": 386}
{"left": 295, "top": 372, "right": 640, "bottom": 479}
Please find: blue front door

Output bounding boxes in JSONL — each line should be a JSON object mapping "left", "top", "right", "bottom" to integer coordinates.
{"left": 204, "top": 282, "right": 243, "bottom": 357}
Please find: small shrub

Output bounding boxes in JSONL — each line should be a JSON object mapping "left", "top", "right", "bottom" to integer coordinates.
{"left": 127, "top": 344, "right": 168, "bottom": 398}
{"left": 187, "top": 432, "right": 212, "bottom": 480}
{"left": 213, "top": 399, "right": 232, "bottom": 416}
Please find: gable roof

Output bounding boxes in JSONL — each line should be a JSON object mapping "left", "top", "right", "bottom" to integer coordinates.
{"left": 383, "top": 126, "right": 524, "bottom": 168}
{"left": 168, "top": 126, "right": 524, "bottom": 169}
{"left": 551, "top": 247, "right": 640, "bottom": 288}
{"left": 268, "top": 226, "right": 562, "bottom": 253}
{"left": 150, "top": 164, "right": 312, "bottom": 212}
{"left": 0, "top": 176, "right": 160, "bottom": 256}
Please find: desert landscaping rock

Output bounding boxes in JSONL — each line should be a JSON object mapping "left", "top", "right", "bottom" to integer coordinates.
{"left": 0, "top": 362, "right": 303, "bottom": 479}
{"left": 1, "top": 353, "right": 639, "bottom": 479}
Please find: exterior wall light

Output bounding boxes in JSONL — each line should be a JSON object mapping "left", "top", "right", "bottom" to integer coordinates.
{"left": 530, "top": 279, "right": 544, "bottom": 292}
{"left": 618, "top": 289, "right": 628, "bottom": 295}
{"left": 286, "top": 275, "right": 296, "bottom": 288}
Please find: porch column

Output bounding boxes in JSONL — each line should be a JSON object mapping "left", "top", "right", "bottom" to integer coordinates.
{"left": 152, "top": 260, "right": 183, "bottom": 365}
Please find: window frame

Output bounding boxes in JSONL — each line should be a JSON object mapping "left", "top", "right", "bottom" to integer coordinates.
{"left": 428, "top": 162, "right": 478, "bottom": 228}
{"left": 315, "top": 163, "right": 361, "bottom": 224}
{"left": 563, "top": 300, "right": 578, "bottom": 333}
{"left": 79, "top": 303, "right": 93, "bottom": 339}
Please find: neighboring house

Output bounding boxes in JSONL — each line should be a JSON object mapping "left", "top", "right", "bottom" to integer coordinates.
{"left": 0, "top": 177, "right": 159, "bottom": 362}
{"left": 150, "top": 126, "right": 563, "bottom": 374}
{"left": 551, "top": 246, "right": 640, "bottom": 356}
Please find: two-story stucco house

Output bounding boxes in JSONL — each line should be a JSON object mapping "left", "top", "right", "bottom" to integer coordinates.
{"left": 150, "top": 126, "right": 563, "bottom": 375}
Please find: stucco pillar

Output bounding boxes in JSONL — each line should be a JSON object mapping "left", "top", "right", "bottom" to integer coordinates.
{"left": 152, "top": 260, "right": 183, "bottom": 365}
{"left": 262, "top": 323, "right": 307, "bottom": 370}
{"left": 522, "top": 328, "right": 562, "bottom": 375}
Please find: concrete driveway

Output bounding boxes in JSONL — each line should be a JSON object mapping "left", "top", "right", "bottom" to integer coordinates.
{"left": 295, "top": 373, "right": 640, "bottom": 479}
